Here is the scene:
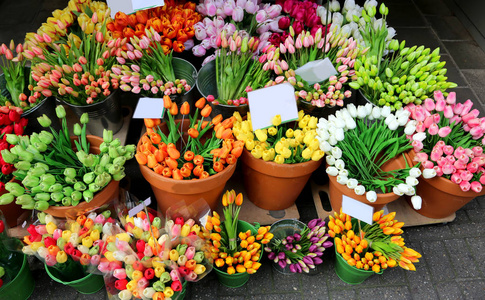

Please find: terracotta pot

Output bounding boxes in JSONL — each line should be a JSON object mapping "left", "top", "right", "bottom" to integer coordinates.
{"left": 44, "top": 135, "right": 120, "bottom": 218}
{"left": 241, "top": 149, "right": 322, "bottom": 210}
{"left": 0, "top": 182, "right": 27, "bottom": 228}
{"left": 137, "top": 120, "right": 236, "bottom": 213}
{"left": 328, "top": 152, "right": 413, "bottom": 212}
{"left": 406, "top": 150, "right": 485, "bottom": 218}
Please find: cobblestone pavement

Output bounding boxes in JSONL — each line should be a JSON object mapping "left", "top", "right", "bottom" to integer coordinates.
{"left": 1, "top": 0, "right": 485, "bottom": 299}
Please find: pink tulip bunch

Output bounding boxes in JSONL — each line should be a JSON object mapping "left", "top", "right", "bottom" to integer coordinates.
{"left": 192, "top": 0, "right": 283, "bottom": 57}
{"left": 405, "top": 91, "right": 485, "bottom": 192}
{"left": 262, "top": 26, "right": 365, "bottom": 107}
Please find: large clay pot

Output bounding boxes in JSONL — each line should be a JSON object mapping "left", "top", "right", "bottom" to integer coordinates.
{"left": 241, "top": 149, "right": 322, "bottom": 210}
{"left": 137, "top": 120, "right": 236, "bottom": 213}
{"left": 406, "top": 150, "right": 485, "bottom": 218}
{"left": 328, "top": 152, "right": 412, "bottom": 212}
{"left": 44, "top": 135, "right": 120, "bottom": 218}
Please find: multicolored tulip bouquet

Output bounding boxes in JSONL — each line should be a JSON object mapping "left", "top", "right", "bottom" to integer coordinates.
{"left": 0, "top": 106, "right": 134, "bottom": 210}
{"left": 329, "top": 210, "right": 421, "bottom": 272}
{"left": 136, "top": 96, "right": 243, "bottom": 180}
{"left": 232, "top": 111, "right": 325, "bottom": 164}
{"left": 404, "top": 91, "right": 485, "bottom": 201}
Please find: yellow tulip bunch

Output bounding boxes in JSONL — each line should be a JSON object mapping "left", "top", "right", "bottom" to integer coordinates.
{"left": 232, "top": 110, "right": 325, "bottom": 164}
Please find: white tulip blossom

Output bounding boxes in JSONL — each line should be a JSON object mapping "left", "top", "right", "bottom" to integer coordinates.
{"left": 343, "top": 0, "right": 356, "bottom": 14}
{"left": 364, "top": 0, "right": 378, "bottom": 11}
{"left": 357, "top": 106, "right": 367, "bottom": 119}
{"left": 339, "top": 169, "right": 349, "bottom": 177}
{"left": 320, "top": 141, "right": 333, "bottom": 152}
{"left": 406, "top": 176, "right": 419, "bottom": 187}
{"left": 332, "top": 12, "right": 344, "bottom": 26}
{"left": 381, "top": 106, "right": 391, "bottom": 118}
{"left": 335, "top": 159, "right": 346, "bottom": 170}
{"left": 411, "top": 195, "right": 422, "bottom": 210}
{"left": 326, "top": 166, "right": 339, "bottom": 176}
{"left": 371, "top": 106, "right": 381, "bottom": 119}
{"left": 423, "top": 168, "right": 437, "bottom": 179}
{"left": 366, "top": 191, "right": 377, "bottom": 202}
{"left": 330, "top": 0, "right": 341, "bottom": 12}
{"left": 347, "top": 178, "right": 358, "bottom": 189}
{"left": 347, "top": 104, "right": 357, "bottom": 118}
{"left": 37, "top": 246, "right": 49, "bottom": 259}
{"left": 331, "top": 147, "right": 343, "bottom": 159}
{"left": 392, "top": 186, "right": 404, "bottom": 196}
{"left": 412, "top": 132, "right": 426, "bottom": 142}
{"left": 337, "top": 175, "right": 349, "bottom": 185}
{"left": 388, "top": 119, "right": 399, "bottom": 131}
{"left": 354, "top": 185, "right": 366, "bottom": 195}
{"left": 409, "top": 168, "right": 422, "bottom": 178}
{"left": 326, "top": 154, "right": 336, "bottom": 165}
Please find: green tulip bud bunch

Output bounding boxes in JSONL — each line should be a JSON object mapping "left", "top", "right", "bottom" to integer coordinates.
{"left": 349, "top": 41, "right": 457, "bottom": 111}
{"left": 0, "top": 105, "right": 135, "bottom": 210}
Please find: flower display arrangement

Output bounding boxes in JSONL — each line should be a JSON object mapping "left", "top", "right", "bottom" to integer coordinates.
{"left": 192, "top": 0, "right": 282, "bottom": 58}
{"left": 263, "top": 26, "right": 365, "bottom": 108}
{"left": 405, "top": 91, "right": 485, "bottom": 194}
{"left": 25, "top": 0, "right": 112, "bottom": 51}
{"left": 0, "top": 211, "right": 24, "bottom": 289}
{"left": 0, "top": 106, "right": 134, "bottom": 210}
{"left": 101, "top": 209, "right": 211, "bottom": 299}
{"left": 0, "top": 42, "right": 44, "bottom": 110}
{"left": 21, "top": 211, "right": 117, "bottom": 281}
{"left": 108, "top": 0, "right": 201, "bottom": 52}
{"left": 329, "top": 210, "right": 421, "bottom": 272}
{"left": 208, "top": 30, "right": 270, "bottom": 106}
{"left": 265, "top": 218, "right": 332, "bottom": 273}
{"left": 112, "top": 28, "right": 192, "bottom": 98}
{"left": 202, "top": 190, "right": 273, "bottom": 275}
{"left": 27, "top": 16, "right": 124, "bottom": 106}
{"left": 233, "top": 110, "right": 324, "bottom": 163}
{"left": 316, "top": 104, "right": 424, "bottom": 202}
{"left": 349, "top": 40, "right": 456, "bottom": 111}
{"left": 0, "top": 106, "right": 28, "bottom": 192}
{"left": 136, "top": 96, "right": 243, "bottom": 179}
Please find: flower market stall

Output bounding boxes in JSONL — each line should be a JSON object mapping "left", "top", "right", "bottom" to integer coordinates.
{"left": 2, "top": 0, "right": 485, "bottom": 298}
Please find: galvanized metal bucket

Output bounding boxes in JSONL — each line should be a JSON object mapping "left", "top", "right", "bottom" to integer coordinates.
{"left": 63, "top": 89, "right": 123, "bottom": 136}
{"left": 21, "top": 96, "right": 61, "bottom": 135}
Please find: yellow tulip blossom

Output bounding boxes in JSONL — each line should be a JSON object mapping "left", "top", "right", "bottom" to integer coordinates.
{"left": 132, "top": 270, "right": 143, "bottom": 281}
{"left": 267, "top": 126, "right": 278, "bottom": 136}
{"left": 90, "top": 229, "right": 100, "bottom": 241}
{"left": 299, "top": 115, "right": 310, "bottom": 128}
{"left": 272, "top": 114, "right": 282, "bottom": 126}
{"left": 56, "top": 251, "right": 68, "bottom": 263}
{"left": 274, "top": 154, "right": 285, "bottom": 164}
{"left": 262, "top": 149, "right": 275, "bottom": 161}
{"left": 251, "top": 146, "right": 263, "bottom": 159}
{"left": 282, "top": 147, "right": 292, "bottom": 159}
{"left": 309, "top": 139, "right": 320, "bottom": 151}
{"left": 46, "top": 222, "right": 57, "bottom": 234}
{"left": 302, "top": 148, "right": 313, "bottom": 160}
{"left": 116, "top": 233, "right": 131, "bottom": 243}
{"left": 285, "top": 128, "right": 294, "bottom": 138}
{"left": 233, "top": 111, "right": 243, "bottom": 122}
{"left": 255, "top": 129, "right": 267, "bottom": 142}
{"left": 163, "top": 287, "right": 174, "bottom": 298}
{"left": 61, "top": 230, "right": 72, "bottom": 241}
{"left": 303, "top": 132, "right": 316, "bottom": 145}
{"left": 312, "top": 150, "right": 325, "bottom": 161}
{"left": 154, "top": 266, "right": 165, "bottom": 278}
{"left": 245, "top": 139, "right": 255, "bottom": 151}
{"left": 297, "top": 110, "right": 305, "bottom": 121}
{"left": 82, "top": 236, "right": 93, "bottom": 248}
{"left": 308, "top": 116, "right": 318, "bottom": 128}
{"left": 194, "top": 264, "right": 206, "bottom": 274}
{"left": 294, "top": 130, "right": 304, "bottom": 143}
{"left": 241, "top": 121, "right": 251, "bottom": 133}
{"left": 274, "top": 141, "right": 285, "bottom": 154}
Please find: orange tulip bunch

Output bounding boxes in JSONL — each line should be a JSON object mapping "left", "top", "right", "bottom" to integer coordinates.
{"left": 136, "top": 96, "right": 243, "bottom": 180}
{"left": 201, "top": 190, "right": 273, "bottom": 275}
{"left": 107, "top": 0, "right": 201, "bottom": 52}
{"left": 328, "top": 210, "right": 422, "bottom": 273}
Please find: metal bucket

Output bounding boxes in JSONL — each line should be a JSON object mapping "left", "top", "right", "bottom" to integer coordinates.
{"left": 21, "top": 96, "right": 61, "bottom": 135}
{"left": 63, "top": 89, "right": 123, "bottom": 136}
{"left": 197, "top": 60, "right": 248, "bottom": 119}
{"left": 170, "top": 58, "right": 199, "bottom": 115}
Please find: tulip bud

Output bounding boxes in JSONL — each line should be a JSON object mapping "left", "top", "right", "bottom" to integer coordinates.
{"left": 37, "top": 115, "right": 52, "bottom": 128}
{"left": 80, "top": 113, "right": 89, "bottom": 124}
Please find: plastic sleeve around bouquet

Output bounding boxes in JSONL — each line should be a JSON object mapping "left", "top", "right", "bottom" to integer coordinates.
{"left": 162, "top": 199, "right": 213, "bottom": 282}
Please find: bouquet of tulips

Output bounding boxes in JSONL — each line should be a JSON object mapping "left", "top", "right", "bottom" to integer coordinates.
{"left": 209, "top": 30, "right": 270, "bottom": 106}
{"left": 316, "top": 104, "right": 425, "bottom": 202}
{"left": 232, "top": 111, "right": 325, "bottom": 164}
{"left": 28, "top": 16, "right": 124, "bottom": 105}
{"left": 25, "top": 0, "right": 112, "bottom": 52}
{"left": 404, "top": 91, "right": 485, "bottom": 197}
{"left": 108, "top": 0, "right": 201, "bottom": 52}
{"left": 263, "top": 26, "right": 366, "bottom": 108}
{"left": 21, "top": 211, "right": 118, "bottom": 282}
{"left": 112, "top": 28, "right": 192, "bottom": 98}
{"left": 265, "top": 218, "right": 332, "bottom": 273}
{"left": 202, "top": 190, "right": 273, "bottom": 275}
{"left": 349, "top": 41, "right": 457, "bottom": 111}
{"left": 0, "top": 106, "right": 28, "bottom": 192}
{"left": 136, "top": 96, "right": 243, "bottom": 180}
{"left": 0, "top": 106, "right": 135, "bottom": 211}
{"left": 329, "top": 210, "right": 422, "bottom": 273}
{"left": 192, "top": 0, "right": 282, "bottom": 57}
{"left": 0, "top": 211, "right": 24, "bottom": 289}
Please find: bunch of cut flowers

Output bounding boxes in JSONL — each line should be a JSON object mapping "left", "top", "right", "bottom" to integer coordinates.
{"left": 316, "top": 104, "right": 425, "bottom": 203}
{"left": 0, "top": 106, "right": 134, "bottom": 211}
{"left": 265, "top": 218, "right": 332, "bottom": 273}
{"left": 232, "top": 110, "right": 325, "bottom": 164}
{"left": 136, "top": 96, "right": 244, "bottom": 180}
{"left": 405, "top": 91, "right": 485, "bottom": 196}
{"left": 263, "top": 26, "right": 366, "bottom": 108}
{"left": 192, "top": 0, "right": 283, "bottom": 57}
{"left": 329, "top": 209, "right": 421, "bottom": 272}
{"left": 208, "top": 30, "right": 270, "bottom": 107}
{"left": 112, "top": 28, "right": 192, "bottom": 98}
{"left": 202, "top": 190, "right": 273, "bottom": 275}
{"left": 108, "top": 0, "right": 201, "bottom": 52}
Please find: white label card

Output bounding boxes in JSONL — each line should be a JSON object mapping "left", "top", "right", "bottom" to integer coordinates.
{"left": 107, "top": 0, "right": 165, "bottom": 18}
{"left": 341, "top": 195, "right": 374, "bottom": 225}
{"left": 133, "top": 97, "right": 165, "bottom": 119}
{"left": 295, "top": 58, "right": 337, "bottom": 85}
{"left": 247, "top": 83, "right": 299, "bottom": 131}
{"left": 128, "top": 197, "right": 152, "bottom": 217}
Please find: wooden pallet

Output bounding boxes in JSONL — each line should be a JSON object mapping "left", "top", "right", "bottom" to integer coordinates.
{"left": 311, "top": 181, "right": 455, "bottom": 227}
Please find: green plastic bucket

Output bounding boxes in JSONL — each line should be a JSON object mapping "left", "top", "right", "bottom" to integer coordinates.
{"left": 214, "top": 220, "right": 261, "bottom": 288}
{"left": 0, "top": 255, "right": 35, "bottom": 300}
{"left": 334, "top": 245, "right": 382, "bottom": 284}
{"left": 45, "top": 264, "right": 105, "bottom": 294}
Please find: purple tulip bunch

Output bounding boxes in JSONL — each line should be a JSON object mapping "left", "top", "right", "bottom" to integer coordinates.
{"left": 265, "top": 218, "right": 333, "bottom": 273}
{"left": 192, "top": 0, "right": 284, "bottom": 58}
